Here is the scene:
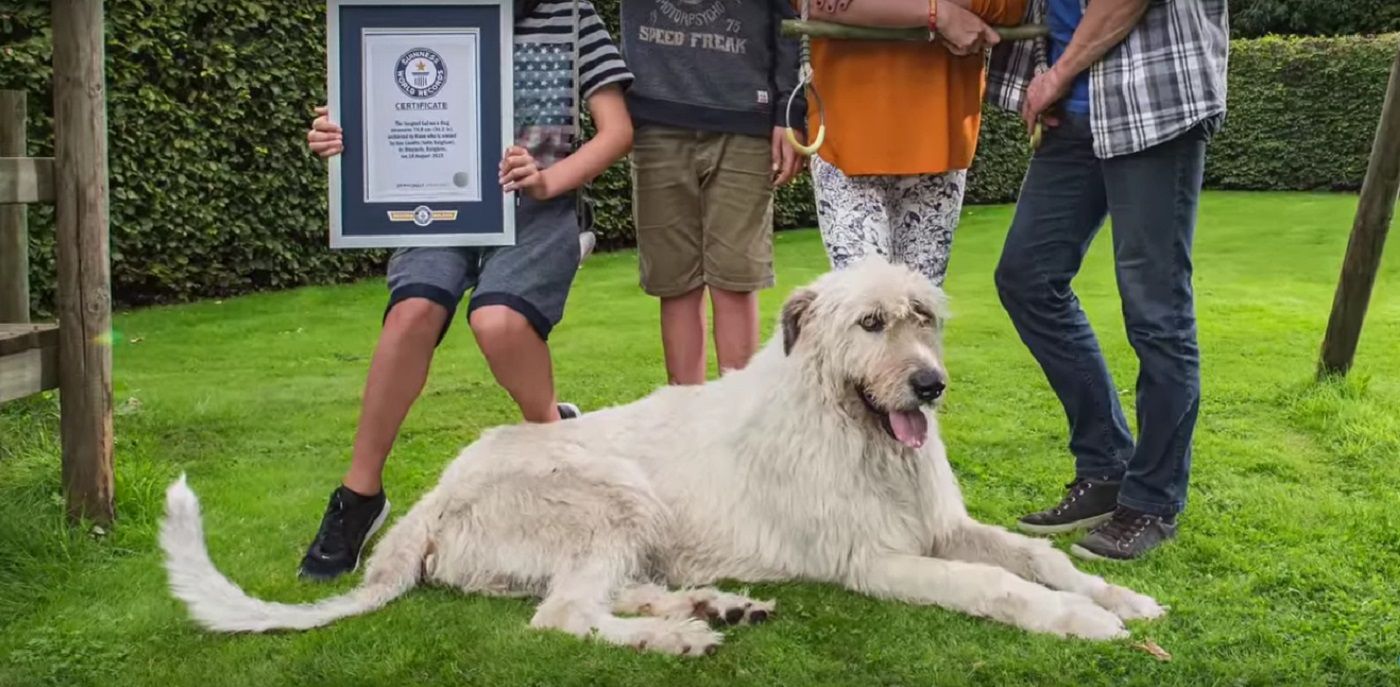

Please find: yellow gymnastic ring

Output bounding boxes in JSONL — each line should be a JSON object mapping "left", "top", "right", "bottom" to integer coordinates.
{"left": 786, "top": 124, "right": 825, "bottom": 157}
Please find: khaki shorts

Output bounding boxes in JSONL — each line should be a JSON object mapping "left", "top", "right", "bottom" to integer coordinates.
{"left": 631, "top": 125, "right": 776, "bottom": 298}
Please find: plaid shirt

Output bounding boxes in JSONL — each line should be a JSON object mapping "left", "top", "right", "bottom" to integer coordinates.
{"left": 986, "top": 0, "right": 1230, "bottom": 159}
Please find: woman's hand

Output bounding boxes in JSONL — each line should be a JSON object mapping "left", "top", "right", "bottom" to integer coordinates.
{"left": 935, "top": 1, "right": 1001, "bottom": 56}
{"left": 499, "top": 145, "right": 553, "bottom": 200}
{"left": 307, "top": 106, "right": 344, "bottom": 158}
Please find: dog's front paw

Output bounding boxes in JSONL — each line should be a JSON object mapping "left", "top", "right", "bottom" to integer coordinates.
{"left": 1092, "top": 584, "right": 1166, "bottom": 621}
{"left": 693, "top": 592, "right": 776, "bottom": 627}
{"left": 1045, "top": 592, "right": 1129, "bottom": 641}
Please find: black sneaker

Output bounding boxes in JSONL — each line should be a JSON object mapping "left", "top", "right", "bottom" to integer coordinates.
{"left": 1070, "top": 507, "right": 1177, "bottom": 562}
{"left": 1016, "top": 478, "right": 1120, "bottom": 535}
{"left": 558, "top": 402, "right": 581, "bottom": 420}
{"left": 298, "top": 486, "right": 390, "bottom": 581}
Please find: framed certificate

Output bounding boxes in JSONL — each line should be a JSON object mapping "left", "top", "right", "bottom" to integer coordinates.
{"left": 327, "top": 0, "right": 515, "bottom": 248}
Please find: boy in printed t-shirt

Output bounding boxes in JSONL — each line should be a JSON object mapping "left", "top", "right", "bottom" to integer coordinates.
{"left": 620, "top": 1, "right": 806, "bottom": 384}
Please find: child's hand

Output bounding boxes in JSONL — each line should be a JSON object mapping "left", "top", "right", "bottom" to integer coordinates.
{"left": 307, "top": 106, "right": 344, "bottom": 158}
{"left": 499, "top": 146, "right": 553, "bottom": 200}
{"left": 771, "top": 126, "right": 802, "bottom": 187}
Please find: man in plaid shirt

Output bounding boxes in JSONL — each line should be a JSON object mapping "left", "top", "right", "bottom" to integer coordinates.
{"left": 987, "top": 0, "right": 1229, "bottom": 560}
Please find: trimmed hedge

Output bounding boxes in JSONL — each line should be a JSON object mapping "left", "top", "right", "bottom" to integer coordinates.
{"left": 1, "top": 5, "right": 1396, "bottom": 309}
{"left": 1, "top": 2, "right": 383, "bottom": 311}
{"left": 1205, "top": 34, "right": 1400, "bottom": 191}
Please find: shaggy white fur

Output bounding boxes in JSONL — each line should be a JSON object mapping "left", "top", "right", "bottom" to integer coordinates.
{"left": 160, "top": 257, "right": 1165, "bottom": 656}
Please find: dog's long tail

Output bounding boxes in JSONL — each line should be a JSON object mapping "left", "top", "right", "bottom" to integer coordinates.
{"left": 159, "top": 474, "right": 427, "bottom": 633}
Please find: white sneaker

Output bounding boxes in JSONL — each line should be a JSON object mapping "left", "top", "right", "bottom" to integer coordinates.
{"left": 578, "top": 231, "right": 596, "bottom": 267}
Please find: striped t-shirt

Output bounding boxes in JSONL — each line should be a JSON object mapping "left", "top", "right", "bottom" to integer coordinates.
{"left": 515, "top": 0, "right": 632, "bottom": 168}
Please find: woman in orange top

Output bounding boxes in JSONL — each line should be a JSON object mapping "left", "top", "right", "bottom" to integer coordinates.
{"left": 805, "top": 0, "right": 1027, "bottom": 285}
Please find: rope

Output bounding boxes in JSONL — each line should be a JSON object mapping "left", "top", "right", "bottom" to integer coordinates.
{"left": 785, "top": 0, "right": 825, "bottom": 156}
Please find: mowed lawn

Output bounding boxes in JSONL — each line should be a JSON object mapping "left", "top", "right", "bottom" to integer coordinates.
{"left": 2, "top": 192, "right": 1398, "bottom": 686}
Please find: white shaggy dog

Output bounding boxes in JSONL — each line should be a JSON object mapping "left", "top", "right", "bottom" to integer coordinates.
{"left": 160, "top": 257, "right": 1164, "bottom": 656}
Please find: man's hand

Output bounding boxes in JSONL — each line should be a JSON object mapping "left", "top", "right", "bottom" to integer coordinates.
{"left": 771, "top": 127, "right": 802, "bottom": 187}
{"left": 935, "top": 1, "right": 1000, "bottom": 57}
{"left": 499, "top": 146, "right": 554, "bottom": 200}
{"left": 1020, "top": 67, "right": 1070, "bottom": 134}
{"left": 307, "top": 106, "right": 344, "bottom": 158}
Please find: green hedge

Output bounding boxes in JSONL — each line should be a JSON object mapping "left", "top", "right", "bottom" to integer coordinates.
{"left": 1, "top": 2, "right": 383, "bottom": 311}
{"left": 1, "top": 4, "right": 1396, "bottom": 310}
{"left": 1205, "top": 34, "right": 1400, "bottom": 191}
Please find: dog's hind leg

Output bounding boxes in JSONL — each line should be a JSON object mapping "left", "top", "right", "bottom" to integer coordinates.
{"left": 530, "top": 562, "right": 723, "bottom": 656}
{"left": 938, "top": 521, "right": 1165, "bottom": 622}
{"left": 613, "top": 584, "right": 775, "bottom": 627}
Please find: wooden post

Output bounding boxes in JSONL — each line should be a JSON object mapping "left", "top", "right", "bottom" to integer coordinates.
{"left": 1318, "top": 43, "right": 1400, "bottom": 378}
{"left": 52, "top": 0, "right": 114, "bottom": 524}
{"left": 0, "top": 90, "right": 28, "bottom": 323}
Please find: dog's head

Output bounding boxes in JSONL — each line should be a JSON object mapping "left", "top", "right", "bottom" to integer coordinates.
{"left": 780, "top": 256, "right": 949, "bottom": 449}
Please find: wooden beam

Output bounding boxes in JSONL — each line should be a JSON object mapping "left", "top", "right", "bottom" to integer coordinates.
{"left": 1319, "top": 42, "right": 1400, "bottom": 377}
{"left": 0, "top": 323, "right": 59, "bottom": 403}
{"left": 781, "top": 19, "right": 1048, "bottom": 43}
{"left": 53, "top": 0, "right": 115, "bottom": 525}
{"left": 1, "top": 91, "right": 32, "bottom": 323}
{"left": 0, "top": 157, "right": 55, "bottom": 205}
{"left": 0, "top": 322, "right": 58, "bottom": 356}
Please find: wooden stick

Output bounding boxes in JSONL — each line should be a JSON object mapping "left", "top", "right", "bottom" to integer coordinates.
{"left": 53, "top": 0, "right": 115, "bottom": 525}
{"left": 781, "top": 19, "right": 1048, "bottom": 43}
{"left": 1318, "top": 42, "right": 1400, "bottom": 378}
{"left": 0, "top": 91, "right": 29, "bottom": 323}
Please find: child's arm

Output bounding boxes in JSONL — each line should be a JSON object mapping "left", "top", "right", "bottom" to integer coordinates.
{"left": 500, "top": 84, "right": 633, "bottom": 200}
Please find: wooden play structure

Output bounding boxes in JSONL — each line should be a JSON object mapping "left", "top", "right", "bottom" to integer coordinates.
{"left": 1318, "top": 42, "right": 1400, "bottom": 377}
{"left": 0, "top": 0, "right": 113, "bottom": 524}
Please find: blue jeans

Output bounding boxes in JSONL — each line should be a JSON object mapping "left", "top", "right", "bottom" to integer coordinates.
{"left": 995, "top": 114, "right": 1217, "bottom": 517}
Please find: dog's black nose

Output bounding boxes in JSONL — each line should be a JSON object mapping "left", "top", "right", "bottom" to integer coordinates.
{"left": 911, "top": 370, "right": 946, "bottom": 402}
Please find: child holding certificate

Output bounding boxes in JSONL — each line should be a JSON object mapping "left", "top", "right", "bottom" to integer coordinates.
{"left": 298, "top": 0, "right": 633, "bottom": 581}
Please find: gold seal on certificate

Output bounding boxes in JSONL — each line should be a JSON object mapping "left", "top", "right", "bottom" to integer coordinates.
{"left": 362, "top": 29, "right": 483, "bottom": 205}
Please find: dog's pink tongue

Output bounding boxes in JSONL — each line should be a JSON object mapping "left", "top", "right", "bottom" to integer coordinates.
{"left": 889, "top": 410, "right": 929, "bottom": 449}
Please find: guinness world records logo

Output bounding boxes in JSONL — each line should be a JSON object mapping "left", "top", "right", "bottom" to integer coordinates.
{"left": 395, "top": 48, "right": 448, "bottom": 99}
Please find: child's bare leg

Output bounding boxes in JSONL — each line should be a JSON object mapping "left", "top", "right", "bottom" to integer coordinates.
{"left": 470, "top": 305, "right": 560, "bottom": 423}
{"left": 343, "top": 299, "right": 447, "bottom": 495}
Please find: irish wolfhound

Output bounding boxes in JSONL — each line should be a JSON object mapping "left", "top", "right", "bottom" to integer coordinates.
{"left": 160, "top": 257, "right": 1164, "bottom": 655}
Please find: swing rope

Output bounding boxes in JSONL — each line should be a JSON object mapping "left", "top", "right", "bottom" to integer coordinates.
{"left": 784, "top": 0, "right": 826, "bottom": 157}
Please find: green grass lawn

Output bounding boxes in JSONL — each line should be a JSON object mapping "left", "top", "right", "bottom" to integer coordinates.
{"left": 2, "top": 192, "right": 1398, "bottom": 686}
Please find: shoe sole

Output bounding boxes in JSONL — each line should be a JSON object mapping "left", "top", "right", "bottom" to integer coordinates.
{"left": 1069, "top": 543, "right": 1125, "bottom": 562}
{"left": 1015, "top": 511, "right": 1113, "bottom": 535}
{"left": 352, "top": 499, "right": 392, "bottom": 574}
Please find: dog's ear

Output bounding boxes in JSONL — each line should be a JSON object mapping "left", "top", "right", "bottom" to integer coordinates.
{"left": 782, "top": 288, "right": 816, "bottom": 355}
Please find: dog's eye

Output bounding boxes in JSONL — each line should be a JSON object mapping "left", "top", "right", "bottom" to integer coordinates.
{"left": 911, "top": 305, "right": 937, "bottom": 328}
{"left": 859, "top": 314, "right": 885, "bottom": 332}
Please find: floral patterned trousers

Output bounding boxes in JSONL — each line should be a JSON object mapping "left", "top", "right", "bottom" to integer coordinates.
{"left": 811, "top": 155, "right": 967, "bottom": 286}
